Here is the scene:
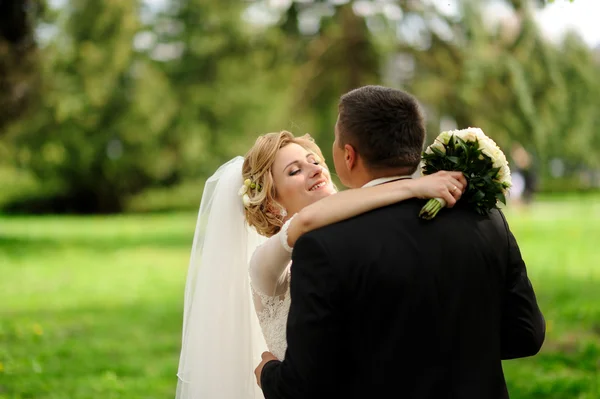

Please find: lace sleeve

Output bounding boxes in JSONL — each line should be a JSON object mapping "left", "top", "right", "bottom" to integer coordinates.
{"left": 248, "top": 215, "right": 295, "bottom": 297}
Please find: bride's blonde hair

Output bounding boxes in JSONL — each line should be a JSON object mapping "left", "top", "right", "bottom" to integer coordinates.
{"left": 242, "top": 130, "right": 328, "bottom": 237}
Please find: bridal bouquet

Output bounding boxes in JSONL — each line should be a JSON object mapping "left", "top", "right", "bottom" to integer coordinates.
{"left": 419, "top": 127, "right": 512, "bottom": 220}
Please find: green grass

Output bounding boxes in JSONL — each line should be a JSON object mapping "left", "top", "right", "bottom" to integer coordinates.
{"left": 0, "top": 214, "right": 194, "bottom": 398}
{"left": 1, "top": 196, "right": 599, "bottom": 398}
{"left": 500, "top": 197, "right": 600, "bottom": 399}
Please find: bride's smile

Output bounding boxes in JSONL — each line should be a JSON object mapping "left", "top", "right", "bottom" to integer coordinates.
{"left": 271, "top": 143, "right": 336, "bottom": 217}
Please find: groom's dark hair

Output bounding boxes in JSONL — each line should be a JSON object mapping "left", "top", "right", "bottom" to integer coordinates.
{"left": 337, "top": 85, "right": 425, "bottom": 173}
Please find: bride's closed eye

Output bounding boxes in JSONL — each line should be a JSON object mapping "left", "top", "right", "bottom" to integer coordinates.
{"left": 289, "top": 158, "right": 320, "bottom": 176}
{"left": 308, "top": 157, "right": 321, "bottom": 168}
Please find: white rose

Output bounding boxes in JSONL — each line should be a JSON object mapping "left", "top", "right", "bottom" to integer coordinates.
{"left": 468, "top": 127, "right": 486, "bottom": 138}
{"left": 454, "top": 128, "right": 478, "bottom": 143}
{"left": 496, "top": 164, "right": 510, "bottom": 182}
{"left": 500, "top": 165, "right": 512, "bottom": 187}
{"left": 436, "top": 131, "right": 453, "bottom": 145}
{"left": 238, "top": 185, "right": 248, "bottom": 196}
{"left": 479, "top": 138, "right": 501, "bottom": 161}
{"left": 426, "top": 139, "right": 446, "bottom": 154}
{"left": 493, "top": 151, "right": 509, "bottom": 169}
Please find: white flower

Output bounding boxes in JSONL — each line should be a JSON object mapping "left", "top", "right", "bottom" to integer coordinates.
{"left": 238, "top": 185, "right": 248, "bottom": 196}
{"left": 497, "top": 164, "right": 512, "bottom": 189}
{"left": 469, "top": 127, "right": 486, "bottom": 138}
{"left": 425, "top": 139, "right": 446, "bottom": 155}
{"left": 479, "top": 137, "right": 503, "bottom": 163}
{"left": 436, "top": 131, "right": 453, "bottom": 145}
{"left": 454, "top": 128, "right": 479, "bottom": 143}
{"left": 494, "top": 152, "right": 509, "bottom": 169}
{"left": 496, "top": 164, "right": 509, "bottom": 181}
{"left": 242, "top": 194, "right": 251, "bottom": 207}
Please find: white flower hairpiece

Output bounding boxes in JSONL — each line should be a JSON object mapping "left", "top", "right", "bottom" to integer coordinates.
{"left": 239, "top": 178, "right": 261, "bottom": 208}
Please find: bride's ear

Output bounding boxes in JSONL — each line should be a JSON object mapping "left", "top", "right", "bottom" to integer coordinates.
{"left": 344, "top": 144, "right": 357, "bottom": 171}
{"left": 265, "top": 200, "right": 287, "bottom": 219}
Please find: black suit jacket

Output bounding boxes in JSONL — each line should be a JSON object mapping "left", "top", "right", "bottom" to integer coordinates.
{"left": 261, "top": 199, "right": 545, "bottom": 399}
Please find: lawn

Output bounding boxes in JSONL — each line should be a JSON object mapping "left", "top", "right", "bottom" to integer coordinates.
{"left": 0, "top": 195, "right": 599, "bottom": 398}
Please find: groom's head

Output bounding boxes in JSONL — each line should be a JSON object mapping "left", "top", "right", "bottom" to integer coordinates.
{"left": 332, "top": 85, "right": 426, "bottom": 188}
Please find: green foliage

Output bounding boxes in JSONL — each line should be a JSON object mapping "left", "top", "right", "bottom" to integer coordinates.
{"left": 4, "top": 1, "right": 156, "bottom": 212}
{"left": 0, "top": 0, "right": 45, "bottom": 133}
{"left": 402, "top": 0, "right": 600, "bottom": 170}
{"left": 283, "top": 3, "right": 382, "bottom": 154}
{"left": 2, "top": 0, "right": 295, "bottom": 212}
{"left": 0, "top": 0, "right": 599, "bottom": 213}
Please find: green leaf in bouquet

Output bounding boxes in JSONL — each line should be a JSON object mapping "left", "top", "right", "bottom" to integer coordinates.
{"left": 470, "top": 178, "right": 485, "bottom": 188}
{"left": 480, "top": 152, "right": 493, "bottom": 163}
{"left": 430, "top": 146, "right": 446, "bottom": 158}
{"left": 488, "top": 167, "right": 500, "bottom": 178}
{"left": 496, "top": 191, "right": 507, "bottom": 205}
{"left": 446, "top": 156, "right": 460, "bottom": 165}
{"left": 455, "top": 136, "right": 470, "bottom": 155}
{"left": 446, "top": 136, "right": 456, "bottom": 150}
{"left": 471, "top": 190, "right": 486, "bottom": 202}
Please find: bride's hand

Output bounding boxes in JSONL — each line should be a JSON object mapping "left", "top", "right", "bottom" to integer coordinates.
{"left": 411, "top": 171, "right": 467, "bottom": 208}
{"left": 255, "top": 351, "right": 279, "bottom": 388}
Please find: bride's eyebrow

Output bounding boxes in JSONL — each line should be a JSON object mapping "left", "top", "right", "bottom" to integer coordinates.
{"left": 283, "top": 154, "right": 315, "bottom": 172}
{"left": 283, "top": 160, "right": 300, "bottom": 173}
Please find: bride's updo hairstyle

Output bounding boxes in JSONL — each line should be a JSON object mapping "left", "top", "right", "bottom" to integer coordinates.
{"left": 241, "top": 130, "right": 328, "bottom": 237}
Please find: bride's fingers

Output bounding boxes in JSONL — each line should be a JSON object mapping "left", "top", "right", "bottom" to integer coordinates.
{"left": 451, "top": 179, "right": 464, "bottom": 195}
{"left": 448, "top": 171, "right": 467, "bottom": 187}
{"left": 440, "top": 187, "right": 458, "bottom": 208}
{"left": 451, "top": 176, "right": 466, "bottom": 191}
{"left": 442, "top": 181, "right": 463, "bottom": 207}
{"left": 445, "top": 177, "right": 464, "bottom": 195}
{"left": 452, "top": 188, "right": 462, "bottom": 201}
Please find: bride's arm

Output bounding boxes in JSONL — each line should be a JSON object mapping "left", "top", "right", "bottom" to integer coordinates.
{"left": 287, "top": 170, "right": 466, "bottom": 247}
{"left": 249, "top": 170, "right": 465, "bottom": 296}
{"left": 248, "top": 217, "right": 298, "bottom": 297}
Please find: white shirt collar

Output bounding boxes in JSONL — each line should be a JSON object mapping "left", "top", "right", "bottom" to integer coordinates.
{"left": 362, "top": 175, "right": 412, "bottom": 188}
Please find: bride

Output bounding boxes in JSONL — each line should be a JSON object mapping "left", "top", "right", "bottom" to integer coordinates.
{"left": 175, "top": 130, "right": 466, "bottom": 398}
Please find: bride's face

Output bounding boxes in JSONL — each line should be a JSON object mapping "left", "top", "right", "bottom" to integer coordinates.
{"left": 271, "top": 143, "right": 336, "bottom": 217}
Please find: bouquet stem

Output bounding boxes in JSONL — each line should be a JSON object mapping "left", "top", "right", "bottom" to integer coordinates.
{"left": 419, "top": 198, "right": 446, "bottom": 220}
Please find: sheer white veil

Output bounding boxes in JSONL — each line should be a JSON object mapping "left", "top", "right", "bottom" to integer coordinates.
{"left": 176, "top": 156, "right": 268, "bottom": 399}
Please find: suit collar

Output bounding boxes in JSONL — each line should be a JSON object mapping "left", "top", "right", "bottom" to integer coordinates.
{"left": 362, "top": 175, "right": 413, "bottom": 188}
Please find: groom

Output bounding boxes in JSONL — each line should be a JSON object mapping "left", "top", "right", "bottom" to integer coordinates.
{"left": 255, "top": 85, "right": 545, "bottom": 399}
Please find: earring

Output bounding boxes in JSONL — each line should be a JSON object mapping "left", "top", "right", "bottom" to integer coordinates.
{"left": 280, "top": 208, "right": 287, "bottom": 218}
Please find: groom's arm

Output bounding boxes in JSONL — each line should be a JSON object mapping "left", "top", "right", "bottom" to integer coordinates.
{"left": 260, "top": 232, "right": 343, "bottom": 399}
{"left": 499, "top": 212, "right": 546, "bottom": 359}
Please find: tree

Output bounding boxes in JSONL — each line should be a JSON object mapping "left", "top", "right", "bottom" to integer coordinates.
{"left": 0, "top": 0, "right": 44, "bottom": 134}
{"left": 2, "top": 0, "right": 296, "bottom": 212}
{"left": 255, "top": 0, "right": 382, "bottom": 158}
{"left": 395, "top": 0, "right": 600, "bottom": 173}
{"left": 4, "top": 0, "right": 155, "bottom": 212}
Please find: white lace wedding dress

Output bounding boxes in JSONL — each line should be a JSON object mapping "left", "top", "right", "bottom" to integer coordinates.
{"left": 248, "top": 219, "right": 295, "bottom": 360}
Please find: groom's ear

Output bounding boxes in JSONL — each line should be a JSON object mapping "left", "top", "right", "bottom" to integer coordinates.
{"left": 344, "top": 144, "right": 357, "bottom": 171}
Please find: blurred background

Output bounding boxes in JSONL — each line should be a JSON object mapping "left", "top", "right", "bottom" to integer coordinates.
{"left": 0, "top": 0, "right": 598, "bottom": 397}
